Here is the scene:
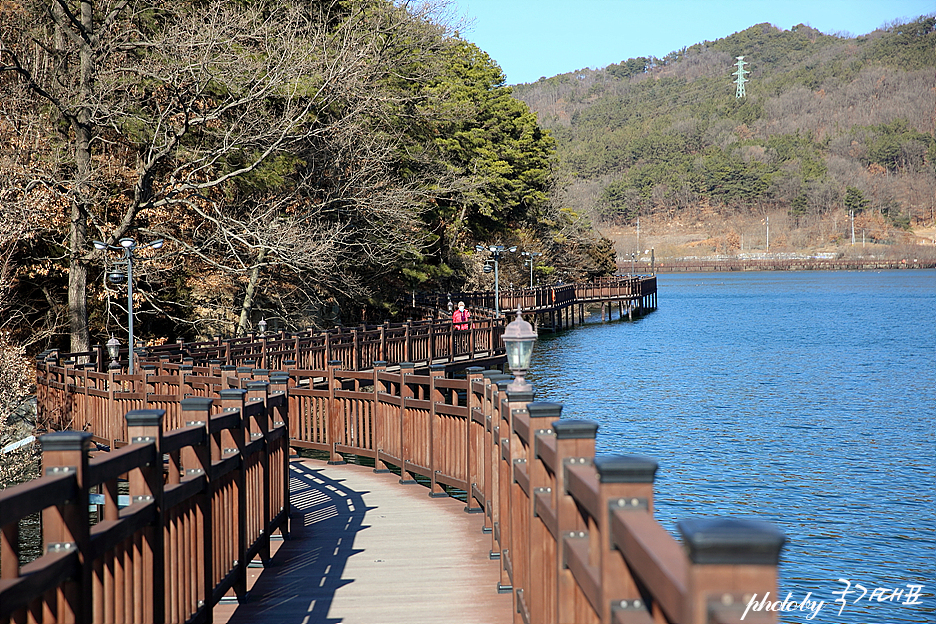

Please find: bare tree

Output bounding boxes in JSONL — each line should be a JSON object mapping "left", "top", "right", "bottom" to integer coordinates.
{"left": 2, "top": 0, "right": 458, "bottom": 344}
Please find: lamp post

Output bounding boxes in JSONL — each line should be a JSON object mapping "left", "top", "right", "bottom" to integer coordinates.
{"left": 93, "top": 236, "right": 164, "bottom": 373}
{"left": 502, "top": 307, "right": 537, "bottom": 393}
{"left": 521, "top": 251, "right": 542, "bottom": 288}
{"left": 630, "top": 252, "right": 637, "bottom": 276}
{"left": 476, "top": 244, "right": 517, "bottom": 317}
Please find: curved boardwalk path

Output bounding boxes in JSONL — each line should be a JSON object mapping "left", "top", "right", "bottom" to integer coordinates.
{"left": 217, "top": 457, "right": 511, "bottom": 624}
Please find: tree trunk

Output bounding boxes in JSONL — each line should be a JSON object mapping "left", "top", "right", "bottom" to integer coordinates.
{"left": 66, "top": 0, "right": 94, "bottom": 354}
{"left": 236, "top": 248, "right": 266, "bottom": 336}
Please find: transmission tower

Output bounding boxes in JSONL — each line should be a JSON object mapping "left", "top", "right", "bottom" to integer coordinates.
{"left": 733, "top": 56, "right": 749, "bottom": 98}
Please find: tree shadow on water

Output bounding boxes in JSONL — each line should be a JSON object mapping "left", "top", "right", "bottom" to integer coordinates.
{"left": 224, "top": 461, "right": 373, "bottom": 624}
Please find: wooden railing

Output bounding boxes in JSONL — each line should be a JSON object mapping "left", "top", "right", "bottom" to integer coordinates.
{"left": 43, "top": 316, "right": 508, "bottom": 377}
{"left": 418, "top": 275, "right": 657, "bottom": 316}
{"left": 1, "top": 387, "right": 289, "bottom": 624}
{"left": 21, "top": 359, "right": 783, "bottom": 623}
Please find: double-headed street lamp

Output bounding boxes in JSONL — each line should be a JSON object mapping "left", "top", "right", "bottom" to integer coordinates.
{"left": 93, "top": 237, "right": 164, "bottom": 373}
{"left": 476, "top": 244, "right": 517, "bottom": 317}
{"left": 521, "top": 251, "right": 542, "bottom": 288}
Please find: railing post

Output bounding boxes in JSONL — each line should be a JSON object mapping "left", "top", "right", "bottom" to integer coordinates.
{"left": 595, "top": 454, "right": 658, "bottom": 624}
{"left": 372, "top": 361, "right": 389, "bottom": 472}
{"left": 245, "top": 380, "right": 272, "bottom": 565}
{"left": 525, "top": 402, "right": 563, "bottom": 624}
{"left": 398, "top": 361, "right": 416, "bottom": 483}
{"left": 679, "top": 518, "right": 786, "bottom": 624}
{"left": 465, "top": 366, "right": 485, "bottom": 514}
{"left": 428, "top": 363, "right": 447, "bottom": 497}
{"left": 428, "top": 320, "right": 436, "bottom": 364}
{"left": 484, "top": 372, "right": 510, "bottom": 560}
{"left": 552, "top": 418, "right": 598, "bottom": 624}
{"left": 326, "top": 360, "right": 345, "bottom": 464}
{"left": 125, "top": 408, "right": 167, "bottom": 624}
{"left": 447, "top": 319, "right": 455, "bottom": 363}
{"left": 220, "top": 364, "right": 237, "bottom": 389}
{"left": 380, "top": 322, "right": 388, "bottom": 362}
{"left": 404, "top": 321, "right": 412, "bottom": 362}
{"left": 39, "top": 430, "right": 93, "bottom": 623}
{"left": 218, "top": 388, "right": 248, "bottom": 601}
{"left": 352, "top": 329, "right": 360, "bottom": 371}
{"left": 180, "top": 397, "right": 213, "bottom": 624}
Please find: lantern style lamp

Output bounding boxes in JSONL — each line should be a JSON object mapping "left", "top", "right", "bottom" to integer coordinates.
{"left": 106, "top": 335, "right": 121, "bottom": 369}
{"left": 501, "top": 307, "right": 537, "bottom": 393}
{"left": 258, "top": 318, "right": 268, "bottom": 335}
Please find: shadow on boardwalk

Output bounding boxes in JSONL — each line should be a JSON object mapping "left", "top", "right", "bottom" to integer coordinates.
{"left": 221, "top": 463, "right": 372, "bottom": 623}
{"left": 219, "top": 459, "right": 511, "bottom": 624}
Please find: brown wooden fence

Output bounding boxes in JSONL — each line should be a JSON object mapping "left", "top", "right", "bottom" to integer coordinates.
{"left": 418, "top": 275, "right": 657, "bottom": 317}
{"left": 14, "top": 357, "right": 785, "bottom": 624}
{"left": 1, "top": 389, "right": 289, "bottom": 624}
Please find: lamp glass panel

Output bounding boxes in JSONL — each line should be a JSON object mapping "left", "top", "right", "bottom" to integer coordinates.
{"left": 505, "top": 338, "right": 534, "bottom": 371}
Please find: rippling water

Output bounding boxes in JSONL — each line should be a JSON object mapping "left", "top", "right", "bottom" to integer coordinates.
{"left": 526, "top": 270, "right": 935, "bottom": 624}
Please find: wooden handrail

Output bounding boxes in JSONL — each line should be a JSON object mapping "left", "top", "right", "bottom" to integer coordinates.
{"left": 0, "top": 391, "right": 290, "bottom": 624}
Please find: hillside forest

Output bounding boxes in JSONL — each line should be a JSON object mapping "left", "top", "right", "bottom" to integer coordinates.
{"left": 513, "top": 17, "right": 936, "bottom": 258}
{"left": 0, "top": 0, "right": 617, "bottom": 368}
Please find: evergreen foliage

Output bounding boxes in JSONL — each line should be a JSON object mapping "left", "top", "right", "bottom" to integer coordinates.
{"left": 513, "top": 15, "right": 936, "bottom": 227}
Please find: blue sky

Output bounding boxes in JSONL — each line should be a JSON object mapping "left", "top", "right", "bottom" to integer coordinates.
{"left": 450, "top": 0, "right": 934, "bottom": 84}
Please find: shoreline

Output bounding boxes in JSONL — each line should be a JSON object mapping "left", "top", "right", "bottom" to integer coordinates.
{"left": 618, "top": 257, "right": 936, "bottom": 273}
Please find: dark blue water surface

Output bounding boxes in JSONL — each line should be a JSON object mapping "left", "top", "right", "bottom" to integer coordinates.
{"left": 526, "top": 270, "right": 935, "bottom": 624}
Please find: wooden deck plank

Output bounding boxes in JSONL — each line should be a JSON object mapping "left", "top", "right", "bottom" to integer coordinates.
{"left": 216, "top": 457, "right": 512, "bottom": 624}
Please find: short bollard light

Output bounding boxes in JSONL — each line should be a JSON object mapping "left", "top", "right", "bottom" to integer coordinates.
{"left": 502, "top": 306, "right": 537, "bottom": 392}
{"left": 258, "top": 318, "right": 268, "bottom": 335}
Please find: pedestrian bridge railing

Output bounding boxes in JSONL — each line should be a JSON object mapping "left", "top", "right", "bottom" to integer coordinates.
{"left": 1, "top": 387, "right": 289, "bottom": 624}
{"left": 418, "top": 275, "right": 657, "bottom": 317}
{"left": 9, "top": 356, "right": 786, "bottom": 624}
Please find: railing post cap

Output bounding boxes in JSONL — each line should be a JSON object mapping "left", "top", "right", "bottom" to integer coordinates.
{"left": 209, "top": 359, "right": 223, "bottom": 365}
{"left": 218, "top": 388, "right": 248, "bottom": 401}
{"left": 40, "top": 430, "right": 93, "bottom": 452}
{"left": 399, "top": 361, "right": 415, "bottom": 369}
{"left": 252, "top": 368, "right": 270, "bottom": 376}
{"left": 465, "top": 366, "right": 484, "bottom": 374}
{"left": 482, "top": 369, "right": 504, "bottom": 378}
{"left": 678, "top": 518, "right": 786, "bottom": 565}
{"left": 328, "top": 359, "right": 343, "bottom": 367}
{"left": 594, "top": 454, "right": 658, "bottom": 483}
{"left": 236, "top": 366, "right": 254, "bottom": 374}
{"left": 125, "top": 409, "right": 166, "bottom": 428}
{"left": 180, "top": 364, "right": 193, "bottom": 372}
{"left": 283, "top": 359, "right": 297, "bottom": 365}
{"left": 505, "top": 388, "right": 535, "bottom": 403}
{"left": 181, "top": 397, "right": 214, "bottom": 411}
{"left": 552, "top": 419, "right": 599, "bottom": 440}
{"left": 430, "top": 363, "right": 446, "bottom": 372}
{"left": 373, "top": 360, "right": 387, "bottom": 367}
{"left": 220, "top": 365, "right": 237, "bottom": 371}
{"left": 245, "top": 380, "right": 270, "bottom": 391}
{"left": 526, "top": 402, "right": 562, "bottom": 420}
{"left": 142, "top": 363, "right": 156, "bottom": 371}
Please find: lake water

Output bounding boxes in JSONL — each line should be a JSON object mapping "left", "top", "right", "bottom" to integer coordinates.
{"left": 526, "top": 270, "right": 935, "bottom": 624}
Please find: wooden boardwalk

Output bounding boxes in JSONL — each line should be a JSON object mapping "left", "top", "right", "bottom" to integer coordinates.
{"left": 216, "top": 457, "right": 512, "bottom": 624}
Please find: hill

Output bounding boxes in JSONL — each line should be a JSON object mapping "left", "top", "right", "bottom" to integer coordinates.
{"left": 512, "top": 17, "right": 936, "bottom": 260}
